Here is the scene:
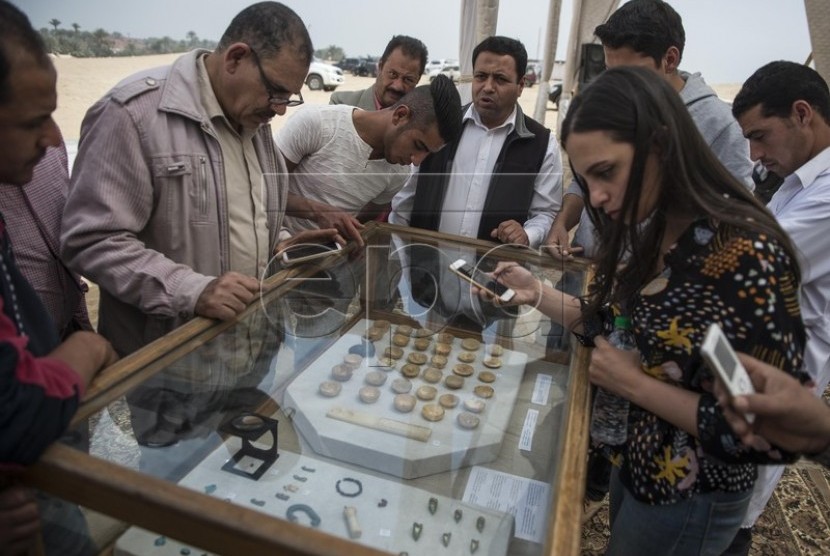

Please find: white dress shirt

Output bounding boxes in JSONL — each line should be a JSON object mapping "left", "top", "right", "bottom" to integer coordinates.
{"left": 391, "top": 104, "right": 562, "bottom": 248}
{"left": 768, "top": 145, "right": 830, "bottom": 389}
{"left": 743, "top": 145, "right": 830, "bottom": 529}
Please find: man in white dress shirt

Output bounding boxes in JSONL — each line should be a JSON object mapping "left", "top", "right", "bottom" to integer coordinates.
{"left": 389, "top": 36, "right": 562, "bottom": 330}
{"left": 728, "top": 60, "right": 830, "bottom": 555}
{"left": 391, "top": 36, "right": 561, "bottom": 248}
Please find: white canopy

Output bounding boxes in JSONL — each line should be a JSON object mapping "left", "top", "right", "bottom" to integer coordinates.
{"left": 456, "top": 0, "right": 619, "bottom": 121}
{"left": 457, "top": 0, "right": 829, "bottom": 125}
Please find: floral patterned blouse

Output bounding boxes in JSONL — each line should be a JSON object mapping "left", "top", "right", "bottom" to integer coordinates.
{"left": 594, "top": 218, "right": 806, "bottom": 505}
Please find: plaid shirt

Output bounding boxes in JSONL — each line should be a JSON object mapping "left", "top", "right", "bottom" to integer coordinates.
{"left": 0, "top": 144, "right": 90, "bottom": 337}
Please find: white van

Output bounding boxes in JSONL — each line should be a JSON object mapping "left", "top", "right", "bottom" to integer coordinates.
{"left": 306, "top": 58, "right": 345, "bottom": 92}
{"left": 425, "top": 58, "right": 458, "bottom": 77}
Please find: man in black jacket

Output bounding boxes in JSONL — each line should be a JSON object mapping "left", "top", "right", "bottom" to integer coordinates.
{"left": 390, "top": 36, "right": 562, "bottom": 329}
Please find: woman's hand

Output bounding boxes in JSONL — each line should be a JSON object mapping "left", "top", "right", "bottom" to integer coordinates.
{"left": 477, "top": 262, "right": 542, "bottom": 306}
{"left": 473, "top": 261, "right": 583, "bottom": 331}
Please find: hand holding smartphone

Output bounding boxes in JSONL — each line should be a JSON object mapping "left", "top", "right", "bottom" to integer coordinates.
{"left": 449, "top": 259, "right": 516, "bottom": 303}
{"left": 279, "top": 241, "right": 343, "bottom": 266}
{"left": 701, "top": 323, "right": 755, "bottom": 423}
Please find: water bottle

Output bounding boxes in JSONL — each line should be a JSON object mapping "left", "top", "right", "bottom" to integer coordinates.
{"left": 590, "top": 316, "right": 636, "bottom": 446}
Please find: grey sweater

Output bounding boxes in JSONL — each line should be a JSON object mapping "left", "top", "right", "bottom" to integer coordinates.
{"left": 567, "top": 70, "right": 755, "bottom": 256}
{"left": 679, "top": 71, "right": 755, "bottom": 189}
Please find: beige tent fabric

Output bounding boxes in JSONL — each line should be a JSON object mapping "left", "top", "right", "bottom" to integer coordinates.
{"left": 457, "top": 0, "right": 620, "bottom": 120}
{"left": 533, "top": 0, "right": 564, "bottom": 122}
{"left": 458, "top": 0, "right": 500, "bottom": 104}
{"left": 560, "top": 0, "right": 620, "bottom": 128}
{"left": 805, "top": 0, "right": 830, "bottom": 82}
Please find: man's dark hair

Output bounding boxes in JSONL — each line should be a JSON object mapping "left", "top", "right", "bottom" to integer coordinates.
{"left": 594, "top": 0, "right": 685, "bottom": 67}
{"left": 217, "top": 1, "right": 312, "bottom": 65}
{"left": 0, "top": 0, "right": 51, "bottom": 104}
{"left": 732, "top": 61, "right": 830, "bottom": 122}
{"left": 393, "top": 74, "right": 463, "bottom": 144}
{"left": 380, "top": 35, "right": 428, "bottom": 75}
{"left": 561, "top": 66, "right": 799, "bottom": 314}
{"left": 473, "top": 36, "right": 528, "bottom": 82}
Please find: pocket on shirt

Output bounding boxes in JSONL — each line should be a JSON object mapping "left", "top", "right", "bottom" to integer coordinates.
{"left": 151, "top": 154, "right": 213, "bottom": 224}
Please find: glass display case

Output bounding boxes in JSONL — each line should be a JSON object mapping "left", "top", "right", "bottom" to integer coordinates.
{"left": 22, "top": 223, "right": 593, "bottom": 556}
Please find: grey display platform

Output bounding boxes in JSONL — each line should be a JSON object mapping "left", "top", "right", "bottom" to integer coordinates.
{"left": 282, "top": 319, "right": 528, "bottom": 479}
{"left": 114, "top": 446, "right": 513, "bottom": 556}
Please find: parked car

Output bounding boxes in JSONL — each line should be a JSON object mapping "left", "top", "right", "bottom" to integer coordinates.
{"left": 425, "top": 59, "right": 447, "bottom": 77}
{"left": 548, "top": 79, "right": 563, "bottom": 110}
{"left": 425, "top": 58, "right": 458, "bottom": 77}
{"left": 354, "top": 57, "right": 379, "bottom": 78}
{"left": 523, "top": 66, "right": 538, "bottom": 87}
{"left": 306, "top": 58, "right": 344, "bottom": 91}
{"left": 335, "top": 57, "right": 361, "bottom": 74}
{"left": 431, "top": 64, "right": 461, "bottom": 83}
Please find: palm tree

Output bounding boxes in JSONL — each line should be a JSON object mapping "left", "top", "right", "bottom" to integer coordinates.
{"left": 72, "top": 22, "right": 80, "bottom": 34}
{"left": 48, "top": 18, "right": 61, "bottom": 32}
{"left": 91, "top": 28, "right": 113, "bottom": 56}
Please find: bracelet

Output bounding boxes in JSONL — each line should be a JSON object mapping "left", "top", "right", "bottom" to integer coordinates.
{"left": 286, "top": 504, "right": 321, "bottom": 527}
{"left": 335, "top": 477, "right": 363, "bottom": 497}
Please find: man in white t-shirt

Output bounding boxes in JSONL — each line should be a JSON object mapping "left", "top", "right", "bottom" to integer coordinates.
{"left": 273, "top": 76, "right": 462, "bottom": 366}
{"left": 275, "top": 74, "right": 462, "bottom": 244}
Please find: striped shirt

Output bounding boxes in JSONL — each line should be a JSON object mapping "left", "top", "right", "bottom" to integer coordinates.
{"left": 0, "top": 144, "right": 90, "bottom": 337}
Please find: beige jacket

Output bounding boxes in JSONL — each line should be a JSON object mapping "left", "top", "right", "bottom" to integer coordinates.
{"left": 61, "top": 50, "right": 288, "bottom": 356}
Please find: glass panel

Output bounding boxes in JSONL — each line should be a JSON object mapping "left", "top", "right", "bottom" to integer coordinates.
{"left": 63, "top": 224, "right": 586, "bottom": 556}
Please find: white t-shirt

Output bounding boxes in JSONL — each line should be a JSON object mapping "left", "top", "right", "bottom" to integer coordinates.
{"left": 274, "top": 104, "right": 409, "bottom": 233}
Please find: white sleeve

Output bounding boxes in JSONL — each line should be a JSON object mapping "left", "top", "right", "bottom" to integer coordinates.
{"left": 389, "top": 165, "right": 421, "bottom": 226}
{"left": 523, "top": 134, "right": 564, "bottom": 248}
{"left": 273, "top": 106, "right": 325, "bottom": 165}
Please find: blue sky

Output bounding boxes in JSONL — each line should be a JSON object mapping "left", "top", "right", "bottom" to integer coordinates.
{"left": 17, "top": 0, "right": 811, "bottom": 84}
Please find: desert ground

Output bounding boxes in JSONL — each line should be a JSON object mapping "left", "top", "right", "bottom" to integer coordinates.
{"left": 51, "top": 53, "right": 564, "bottom": 141}
{"left": 51, "top": 52, "right": 739, "bottom": 143}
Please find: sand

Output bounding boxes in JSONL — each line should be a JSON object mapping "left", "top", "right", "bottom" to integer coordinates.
{"left": 52, "top": 53, "right": 562, "bottom": 141}
{"left": 52, "top": 52, "right": 740, "bottom": 143}
{"left": 54, "top": 54, "right": 178, "bottom": 142}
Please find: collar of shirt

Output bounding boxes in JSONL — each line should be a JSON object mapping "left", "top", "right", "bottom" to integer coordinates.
{"left": 463, "top": 104, "right": 518, "bottom": 133}
{"left": 792, "top": 145, "right": 830, "bottom": 190}
{"left": 772, "top": 145, "right": 830, "bottom": 212}
{"left": 196, "top": 54, "right": 255, "bottom": 140}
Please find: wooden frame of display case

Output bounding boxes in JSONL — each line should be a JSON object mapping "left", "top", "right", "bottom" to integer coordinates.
{"left": 20, "top": 223, "right": 593, "bottom": 556}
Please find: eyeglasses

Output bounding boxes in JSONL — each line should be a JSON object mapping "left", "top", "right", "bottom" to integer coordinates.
{"left": 249, "top": 47, "right": 304, "bottom": 107}
{"left": 384, "top": 69, "right": 420, "bottom": 88}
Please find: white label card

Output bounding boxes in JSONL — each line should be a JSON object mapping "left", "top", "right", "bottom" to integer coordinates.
{"left": 462, "top": 466, "right": 551, "bottom": 543}
{"left": 519, "top": 409, "right": 539, "bottom": 451}
{"left": 531, "top": 374, "right": 553, "bottom": 405}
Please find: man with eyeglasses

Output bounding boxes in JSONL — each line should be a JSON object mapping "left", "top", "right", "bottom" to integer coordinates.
{"left": 331, "top": 35, "right": 428, "bottom": 111}
{"left": 61, "top": 3, "right": 340, "bottom": 446}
